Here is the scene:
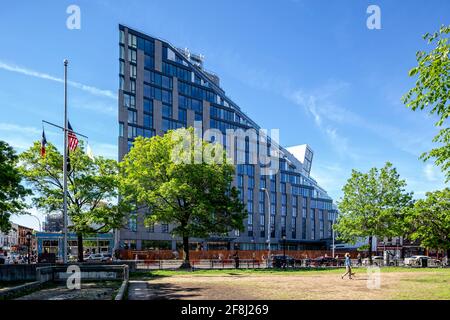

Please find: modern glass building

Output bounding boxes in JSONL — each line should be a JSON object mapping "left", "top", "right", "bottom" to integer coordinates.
{"left": 117, "top": 25, "right": 337, "bottom": 251}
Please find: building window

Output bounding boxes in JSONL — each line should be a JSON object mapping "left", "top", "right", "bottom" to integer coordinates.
{"left": 161, "top": 224, "right": 169, "bottom": 233}
{"left": 120, "top": 30, "right": 125, "bottom": 44}
{"left": 162, "top": 75, "right": 173, "bottom": 89}
{"left": 119, "top": 75, "right": 125, "bottom": 90}
{"left": 128, "top": 33, "right": 137, "bottom": 48}
{"left": 130, "top": 79, "right": 136, "bottom": 94}
{"left": 120, "top": 61, "right": 124, "bottom": 75}
{"left": 162, "top": 104, "right": 173, "bottom": 118}
{"left": 178, "top": 108, "right": 187, "bottom": 122}
{"left": 260, "top": 177, "right": 266, "bottom": 189}
{"left": 310, "top": 209, "right": 315, "bottom": 240}
{"left": 260, "top": 215, "right": 265, "bottom": 237}
{"left": 144, "top": 114, "right": 153, "bottom": 128}
{"left": 123, "top": 93, "right": 135, "bottom": 109}
{"left": 128, "top": 213, "right": 137, "bottom": 232}
{"left": 128, "top": 110, "right": 137, "bottom": 124}
{"left": 237, "top": 175, "right": 244, "bottom": 187}
{"left": 130, "top": 64, "right": 137, "bottom": 78}
{"left": 145, "top": 55, "right": 154, "bottom": 69}
{"left": 144, "top": 99, "right": 153, "bottom": 113}
{"left": 119, "top": 122, "right": 124, "bottom": 137}
{"left": 292, "top": 217, "right": 297, "bottom": 239}
{"left": 162, "top": 90, "right": 172, "bottom": 104}
{"left": 128, "top": 48, "right": 137, "bottom": 63}
{"left": 120, "top": 45, "right": 125, "bottom": 60}
{"left": 248, "top": 177, "right": 255, "bottom": 188}
{"left": 270, "top": 192, "right": 276, "bottom": 215}
{"left": 128, "top": 125, "right": 137, "bottom": 139}
{"left": 302, "top": 217, "right": 307, "bottom": 239}
{"left": 270, "top": 215, "right": 275, "bottom": 238}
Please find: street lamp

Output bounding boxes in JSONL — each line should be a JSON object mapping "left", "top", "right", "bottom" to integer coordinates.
{"left": 25, "top": 232, "right": 32, "bottom": 264}
{"left": 261, "top": 188, "right": 271, "bottom": 268}
{"left": 332, "top": 222, "right": 335, "bottom": 259}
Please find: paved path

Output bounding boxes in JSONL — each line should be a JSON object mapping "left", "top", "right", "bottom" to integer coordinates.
{"left": 128, "top": 280, "right": 153, "bottom": 300}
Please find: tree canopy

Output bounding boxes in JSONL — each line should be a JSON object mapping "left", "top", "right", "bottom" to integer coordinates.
{"left": 405, "top": 188, "right": 450, "bottom": 255}
{"left": 334, "top": 162, "right": 413, "bottom": 263}
{"left": 0, "top": 140, "right": 30, "bottom": 233}
{"left": 119, "top": 127, "right": 246, "bottom": 268}
{"left": 20, "top": 141, "right": 125, "bottom": 261}
{"left": 403, "top": 25, "right": 450, "bottom": 182}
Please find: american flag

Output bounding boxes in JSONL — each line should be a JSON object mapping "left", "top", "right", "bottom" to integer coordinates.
{"left": 40, "top": 129, "right": 47, "bottom": 157}
{"left": 67, "top": 121, "right": 79, "bottom": 151}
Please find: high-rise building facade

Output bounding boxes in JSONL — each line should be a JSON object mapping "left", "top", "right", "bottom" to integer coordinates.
{"left": 43, "top": 214, "right": 63, "bottom": 233}
{"left": 118, "top": 25, "right": 337, "bottom": 251}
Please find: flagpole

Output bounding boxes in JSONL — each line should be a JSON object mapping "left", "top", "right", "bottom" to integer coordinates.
{"left": 63, "top": 59, "right": 69, "bottom": 264}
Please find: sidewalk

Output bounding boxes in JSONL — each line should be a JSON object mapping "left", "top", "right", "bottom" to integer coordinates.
{"left": 127, "top": 280, "right": 153, "bottom": 300}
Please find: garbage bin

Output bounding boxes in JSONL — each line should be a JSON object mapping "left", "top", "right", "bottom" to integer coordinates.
{"left": 421, "top": 257, "right": 428, "bottom": 268}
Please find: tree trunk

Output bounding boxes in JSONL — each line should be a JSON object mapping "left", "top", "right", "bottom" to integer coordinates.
{"left": 179, "top": 236, "right": 191, "bottom": 269}
{"left": 368, "top": 236, "right": 373, "bottom": 265}
{"left": 77, "top": 233, "right": 84, "bottom": 262}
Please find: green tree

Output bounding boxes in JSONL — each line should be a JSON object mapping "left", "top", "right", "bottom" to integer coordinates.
{"left": 119, "top": 128, "right": 246, "bottom": 268}
{"left": 405, "top": 188, "right": 450, "bottom": 258}
{"left": 0, "top": 140, "right": 30, "bottom": 232}
{"left": 334, "top": 162, "right": 413, "bottom": 264}
{"left": 403, "top": 25, "right": 450, "bottom": 182}
{"left": 20, "top": 141, "right": 125, "bottom": 262}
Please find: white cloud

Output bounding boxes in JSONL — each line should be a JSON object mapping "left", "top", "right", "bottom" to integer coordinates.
{"left": 423, "top": 163, "right": 444, "bottom": 182}
{"left": 89, "top": 142, "right": 117, "bottom": 160}
{"left": 0, "top": 60, "right": 117, "bottom": 100}
{"left": 0, "top": 123, "right": 41, "bottom": 136}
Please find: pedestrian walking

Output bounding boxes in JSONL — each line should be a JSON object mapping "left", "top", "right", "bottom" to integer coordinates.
{"left": 357, "top": 253, "right": 362, "bottom": 266}
{"left": 341, "top": 253, "right": 354, "bottom": 279}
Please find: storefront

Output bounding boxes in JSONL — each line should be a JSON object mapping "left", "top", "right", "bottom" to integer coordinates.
{"left": 36, "top": 232, "right": 114, "bottom": 260}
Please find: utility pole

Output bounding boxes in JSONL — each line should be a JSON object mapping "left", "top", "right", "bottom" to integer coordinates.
{"left": 63, "top": 59, "right": 69, "bottom": 264}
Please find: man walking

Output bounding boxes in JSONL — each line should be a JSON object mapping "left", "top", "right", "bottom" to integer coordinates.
{"left": 341, "top": 253, "right": 353, "bottom": 279}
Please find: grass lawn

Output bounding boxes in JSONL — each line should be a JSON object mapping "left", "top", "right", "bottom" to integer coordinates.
{"left": 130, "top": 267, "right": 450, "bottom": 300}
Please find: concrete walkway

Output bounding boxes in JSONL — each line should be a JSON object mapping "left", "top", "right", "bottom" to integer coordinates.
{"left": 127, "top": 280, "right": 153, "bottom": 300}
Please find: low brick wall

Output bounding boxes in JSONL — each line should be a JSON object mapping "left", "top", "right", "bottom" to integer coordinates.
{"left": 48, "top": 264, "right": 129, "bottom": 283}
{"left": 0, "top": 281, "right": 44, "bottom": 300}
{"left": 0, "top": 264, "right": 129, "bottom": 300}
{"left": 0, "top": 265, "right": 37, "bottom": 282}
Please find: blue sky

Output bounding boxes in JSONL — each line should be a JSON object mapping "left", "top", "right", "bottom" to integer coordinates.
{"left": 1, "top": 0, "right": 448, "bottom": 230}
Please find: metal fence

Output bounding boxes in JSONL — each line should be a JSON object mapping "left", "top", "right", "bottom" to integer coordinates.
{"left": 124, "top": 258, "right": 447, "bottom": 270}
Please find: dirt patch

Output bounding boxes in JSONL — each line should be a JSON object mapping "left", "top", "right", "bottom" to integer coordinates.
{"left": 140, "top": 271, "right": 450, "bottom": 300}
{"left": 16, "top": 281, "right": 121, "bottom": 300}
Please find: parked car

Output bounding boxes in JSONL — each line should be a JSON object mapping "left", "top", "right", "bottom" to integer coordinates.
{"left": 362, "top": 256, "right": 384, "bottom": 266}
{"left": 312, "top": 256, "right": 337, "bottom": 267}
{"left": 404, "top": 255, "right": 440, "bottom": 267}
{"left": 271, "top": 255, "right": 295, "bottom": 268}
{"left": 84, "top": 253, "right": 112, "bottom": 263}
